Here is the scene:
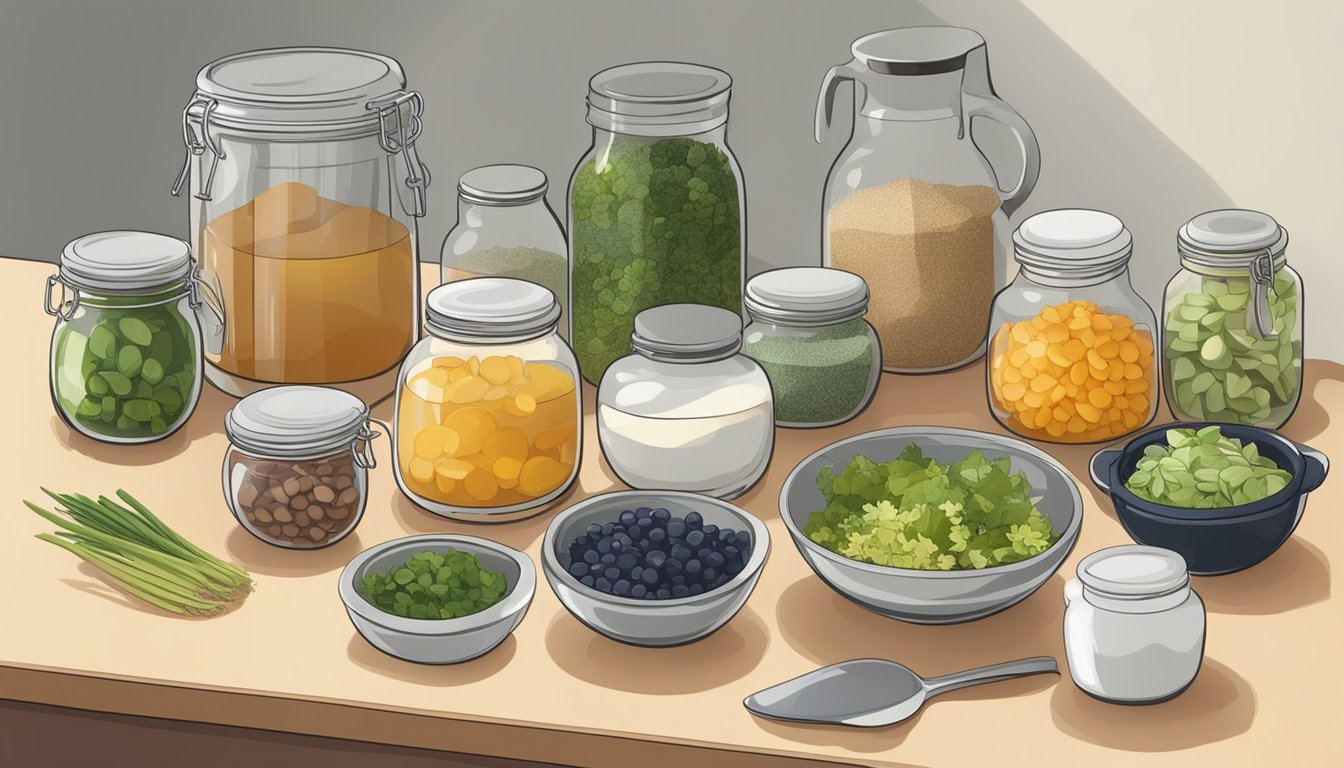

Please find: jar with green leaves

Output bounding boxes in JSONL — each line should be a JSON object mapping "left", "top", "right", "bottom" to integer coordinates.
{"left": 568, "top": 62, "right": 745, "bottom": 383}
{"left": 1162, "top": 210, "right": 1302, "bottom": 427}
{"left": 46, "top": 231, "right": 213, "bottom": 443}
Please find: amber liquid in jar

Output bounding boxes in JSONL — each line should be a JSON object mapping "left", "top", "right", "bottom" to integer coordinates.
{"left": 203, "top": 182, "right": 416, "bottom": 384}
{"left": 397, "top": 354, "right": 578, "bottom": 507}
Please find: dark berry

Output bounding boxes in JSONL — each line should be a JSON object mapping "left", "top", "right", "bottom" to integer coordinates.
{"left": 635, "top": 507, "right": 652, "bottom": 519}
{"left": 685, "top": 559, "right": 702, "bottom": 575}
{"left": 619, "top": 510, "right": 636, "bottom": 527}
{"left": 568, "top": 562, "right": 587, "bottom": 578}
{"left": 581, "top": 575, "right": 595, "bottom": 587}
{"left": 600, "top": 552, "right": 616, "bottom": 565}
{"left": 666, "top": 520, "right": 686, "bottom": 538}
{"left": 703, "top": 567, "right": 718, "bottom": 581}
{"left": 689, "top": 583, "right": 705, "bottom": 595}
{"left": 665, "top": 559, "right": 683, "bottom": 577}
{"left": 646, "top": 550, "right": 667, "bottom": 568}
{"left": 604, "top": 567, "right": 620, "bottom": 580}
{"left": 648, "top": 528, "right": 666, "bottom": 544}
{"left": 631, "top": 584, "right": 647, "bottom": 598}
{"left": 613, "top": 579, "right": 631, "bottom": 596}
{"left": 706, "top": 552, "right": 725, "bottom": 568}
{"left": 685, "top": 512, "right": 703, "bottom": 529}
{"left": 631, "top": 565, "right": 644, "bottom": 581}
{"left": 582, "top": 550, "right": 599, "bottom": 565}
{"left": 672, "top": 584, "right": 690, "bottom": 598}
{"left": 686, "top": 530, "right": 705, "bottom": 547}
{"left": 595, "top": 577, "right": 612, "bottom": 592}
{"left": 617, "top": 553, "right": 638, "bottom": 570}
{"left": 586, "top": 523, "right": 602, "bottom": 537}
{"left": 597, "top": 538, "right": 613, "bottom": 554}
{"left": 653, "top": 508, "right": 671, "bottom": 523}
{"left": 640, "top": 568, "right": 659, "bottom": 585}
{"left": 656, "top": 588, "right": 672, "bottom": 599}
{"left": 671, "top": 544, "right": 692, "bottom": 561}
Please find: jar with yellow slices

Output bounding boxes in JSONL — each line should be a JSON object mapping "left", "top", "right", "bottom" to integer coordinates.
{"left": 393, "top": 278, "right": 581, "bottom": 522}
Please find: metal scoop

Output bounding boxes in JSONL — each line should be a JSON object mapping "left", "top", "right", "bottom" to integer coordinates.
{"left": 744, "top": 656, "right": 1058, "bottom": 728}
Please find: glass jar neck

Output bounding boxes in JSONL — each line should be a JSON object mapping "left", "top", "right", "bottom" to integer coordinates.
{"left": 1016, "top": 263, "right": 1130, "bottom": 290}
{"left": 457, "top": 196, "right": 551, "bottom": 228}
{"left": 76, "top": 281, "right": 191, "bottom": 308}
{"left": 594, "top": 123, "right": 727, "bottom": 146}
{"left": 859, "top": 70, "right": 965, "bottom": 122}
{"left": 1082, "top": 584, "right": 1191, "bottom": 614}
{"left": 424, "top": 322, "right": 558, "bottom": 346}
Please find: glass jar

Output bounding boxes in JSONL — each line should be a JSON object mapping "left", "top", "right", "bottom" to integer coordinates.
{"left": 174, "top": 47, "right": 429, "bottom": 400}
{"left": 442, "top": 165, "right": 569, "bottom": 339}
{"left": 1163, "top": 210, "right": 1302, "bottom": 427}
{"left": 568, "top": 62, "right": 746, "bottom": 383}
{"left": 393, "top": 278, "right": 581, "bottom": 522}
{"left": 224, "top": 386, "right": 382, "bottom": 549}
{"left": 742, "top": 267, "right": 880, "bottom": 428}
{"left": 816, "top": 27, "right": 1040, "bottom": 373}
{"left": 1063, "top": 546, "right": 1205, "bottom": 705}
{"left": 46, "top": 231, "right": 210, "bottom": 444}
{"left": 598, "top": 304, "right": 774, "bottom": 499}
{"left": 987, "top": 210, "right": 1158, "bottom": 443}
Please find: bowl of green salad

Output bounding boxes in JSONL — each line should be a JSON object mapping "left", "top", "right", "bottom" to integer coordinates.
{"left": 779, "top": 426, "right": 1083, "bottom": 624}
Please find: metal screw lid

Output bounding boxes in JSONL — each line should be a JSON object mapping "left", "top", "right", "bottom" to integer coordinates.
{"left": 631, "top": 304, "right": 743, "bottom": 363}
{"left": 457, "top": 165, "right": 549, "bottom": 206}
{"left": 1077, "top": 545, "right": 1190, "bottom": 599}
{"left": 1013, "top": 209, "right": 1133, "bottom": 283}
{"left": 587, "top": 62, "right": 732, "bottom": 135}
{"left": 59, "top": 231, "right": 194, "bottom": 293}
{"left": 745, "top": 267, "right": 869, "bottom": 326}
{"left": 426, "top": 278, "right": 561, "bottom": 340}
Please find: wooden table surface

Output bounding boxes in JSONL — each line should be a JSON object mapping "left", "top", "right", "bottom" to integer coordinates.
{"left": 2, "top": 257, "right": 1339, "bottom": 767}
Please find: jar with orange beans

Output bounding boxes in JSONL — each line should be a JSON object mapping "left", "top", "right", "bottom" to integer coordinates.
{"left": 987, "top": 210, "right": 1159, "bottom": 443}
{"left": 393, "top": 278, "right": 581, "bottom": 522}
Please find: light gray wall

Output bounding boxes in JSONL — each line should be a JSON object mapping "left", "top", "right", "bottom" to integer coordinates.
{"left": 2, "top": 0, "right": 1257, "bottom": 352}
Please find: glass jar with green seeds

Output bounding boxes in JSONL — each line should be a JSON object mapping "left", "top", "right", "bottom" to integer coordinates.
{"left": 1162, "top": 210, "right": 1302, "bottom": 428}
{"left": 47, "top": 231, "right": 208, "bottom": 443}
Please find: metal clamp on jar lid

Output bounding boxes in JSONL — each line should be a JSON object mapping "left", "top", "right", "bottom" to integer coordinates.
{"left": 1178, "top": 209, "right": 1288, "bottom": 341}
{"left": 226, "top": 386, "right": 383, "bottom": 467}
{"left": 1012, "top": 209, "right": 1134, "bottom": 287}
{"left": 173, "top": 47, "right": 429, "bottom": 214}
{"left": 745, "top": 268, "right": 870, "bottom": 326}
{"left": 632, "top": 304, "right": 743, "bottom": 363}
{"left": 47, "top": 231, "right": 205, "bottom": 317}
{"left": 457, "top": 165, "right": 549, "bottom": 207}
{"left": 1069, "top": 545, "right": 1191, "bottom": 613}
{"left": 587, "top": 62, "right": 732, "bottom": 136}
{"left": 425, "top": 278, "right": 562, "bottom": 340}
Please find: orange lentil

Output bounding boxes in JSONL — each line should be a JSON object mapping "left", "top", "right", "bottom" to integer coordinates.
{"left": 990, "top": 299, "right": 1154, "bottom": 442}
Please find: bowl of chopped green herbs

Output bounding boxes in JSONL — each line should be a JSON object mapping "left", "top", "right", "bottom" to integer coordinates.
{"left": 779, "top": 427, "right": 1083, "bottom": 624}
{"left": 339, "top": 535, "right": 535, "bottom": 665}
{"left": 1090, "top": 423, "right": 1328, "bottom": 575}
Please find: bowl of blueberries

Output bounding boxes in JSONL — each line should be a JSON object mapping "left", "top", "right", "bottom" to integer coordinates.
{"left": 541, "top": 490, "right": 769, "bottom": 647}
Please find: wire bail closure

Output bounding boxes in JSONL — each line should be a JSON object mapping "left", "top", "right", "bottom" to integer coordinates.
{"left": 367, "top": 91, "right": 430, "bottom": 218}
{"left": 44, "top": 275, "right": 79, "bottom": 320}
{"left": 353, "top": 417, "right": 389, "bottom": 470}
{"left": 171, "top": 97, "right": 223, "bottom": 201}
{"left": 1249, "top": 249, "right": 1278, "bottom": 341}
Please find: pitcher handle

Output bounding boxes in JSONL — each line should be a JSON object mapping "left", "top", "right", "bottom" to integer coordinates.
{"left": 966, "top": 96, "right": 1041, "bottom": 218}
{"left": 814, "top": 61, "right": 864, "bottom": 144}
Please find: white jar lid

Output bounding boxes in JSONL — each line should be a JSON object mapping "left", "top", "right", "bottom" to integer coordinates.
{"left": 426, "top": 278, "right": 561, "bottom": 339}
{"left": 587, "top": 62, "right": 732, "bottom": 134}
{"left": 226, "top": 386, "right": 370, "bottom": 458}
{"left": 632, "top": 303, "right": 742, "bottom": 362}
{"left": 1178, "top": 209, "right": 1288, "bottom": 271}
{"left": 745, "top": 267, "right": 869, "bottom": 325}
{"left": 59, "top": 231, "right": 194, "bottom": 293}
{"left": 1013, "top": 209, "right": 1133, "bottom": 280}
{"left": 1077, "top": 545, "right": 1189, "bottom": 599}
{"left": 457, "top": 164, "right": 548, "bottom": 206}
{"left": 195, "top": 47, "right": 407, "bottom": 130}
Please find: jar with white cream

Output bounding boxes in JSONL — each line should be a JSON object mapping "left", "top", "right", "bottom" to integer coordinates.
{"left": 1063, "top": 545, "right": 1205, "bottom": 704}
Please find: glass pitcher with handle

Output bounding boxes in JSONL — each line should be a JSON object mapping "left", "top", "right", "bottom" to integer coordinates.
{"left": 816, "top": 27, "right": 1040, "bottom": 373}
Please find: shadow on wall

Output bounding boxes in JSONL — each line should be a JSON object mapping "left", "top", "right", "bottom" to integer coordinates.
{"left": 922, "top": 1, "right": 1235, "bottom": 305}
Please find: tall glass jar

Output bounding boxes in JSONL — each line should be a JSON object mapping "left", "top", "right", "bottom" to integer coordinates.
{"left": 1163, "top": 210, "right": 1301, "bottom": 427}
{"left": 224, "top": 386, "right": 382, "bottom": 549}
{"left": 742, "top": 267, "right": 880, "bottom": 428}
{"left": 393, "top": 278, "right": 581, "bottom": 523}
{"left": 442, "top": 165, "right": 569, "bottom": 339}
{"left": 173, "top": 47, "right": 429, "bottom": 401}
{"left": 46, "top": 231, "right": 208, "bottom": 444}
{"left": 987, "top": 210, "right": 1158, "bottom": 443}
{"left": 568, "top": 62, "right": 746, "bottom": 384}
{"left": 597, "top": 304, "right": 774, "bottom": 499}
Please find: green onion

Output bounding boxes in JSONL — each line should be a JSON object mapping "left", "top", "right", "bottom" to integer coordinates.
{"left": 27, "top": 489, "right": 252, "bottom": 615}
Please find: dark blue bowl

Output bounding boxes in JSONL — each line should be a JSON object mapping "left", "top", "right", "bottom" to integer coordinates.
{"left": 1090, "top": 423, "right": 1328, "bottom": 576}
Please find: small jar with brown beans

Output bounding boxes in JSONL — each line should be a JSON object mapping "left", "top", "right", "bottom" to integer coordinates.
{"left": 223, "top": 386, "right": 384, "bottom": 549}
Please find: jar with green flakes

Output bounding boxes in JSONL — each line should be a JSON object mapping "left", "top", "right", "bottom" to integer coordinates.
{"left": 1163, "top": 210, "right": 1302, "bottom": 428}
{"left": 568, "top": 62, "right": 746, "bottom": 383}
{"left": 46, "top": 231, "right": 211, "bottom": 443}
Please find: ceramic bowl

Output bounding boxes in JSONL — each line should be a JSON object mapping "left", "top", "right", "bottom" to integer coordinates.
{"left": 1090, "top": 422, "right": 1328, "bottom": 575}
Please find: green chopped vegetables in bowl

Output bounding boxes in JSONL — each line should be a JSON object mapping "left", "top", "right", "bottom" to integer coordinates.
{"left": 803, "top": 444, "right": 1060, "bottom": 571}
{"left": 358, "top": 548, "right": 508, "bottom": 620}
{"left": 1123, "top": 426, "right": 1292, "bottom": 508}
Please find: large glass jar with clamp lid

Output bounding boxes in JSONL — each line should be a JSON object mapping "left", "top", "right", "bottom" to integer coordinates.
{"left": 173, "top": 47, "right": 430, "bottom": 402}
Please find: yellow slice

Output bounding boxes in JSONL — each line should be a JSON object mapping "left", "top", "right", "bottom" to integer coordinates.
{"left": 442, "top": 407, "right": 496, "bottom": 454}
{"left": 435, "top": 458, "right": 475, "bottom": 481}
{"left": 432, "top": 356, "right": 465, "bottom": 369}
{"left": 407, "top": 367, "right": 451, "bottom": 403}
{"left": 445, "top": 375, "right": 490, "bottom": 404}
{"left": 483, "top": 427, "right": 529, "bottom": 462}
{"left": 519, "top": 363, "right": 576, "bottom": 402}
{"left": 413, "top": 425, "right": 459, "bottom": 459}
{"left": 505, "top": 392, "right": 537, "bottom": 416}
{"left": 408, "top": 457, "right": 435, "bottom": 483}
{"left": 518, "top": 456, "right": 567, "bottom": 497}
{"left": 479, "top": 356, "right": 512, "bottom": 385}
{"left": 463, "top": 468, "right": 499, "bottom": 501}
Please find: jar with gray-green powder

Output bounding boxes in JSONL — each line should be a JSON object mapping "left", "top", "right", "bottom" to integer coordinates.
{"left": 568, "top": 62, "right": 745, "bottom": 383}
{"left": 742, "top": 267, "right": 880, "bottom": 428}
{"left": 1162, "top": 210, "right": 1303, "bottom": 428}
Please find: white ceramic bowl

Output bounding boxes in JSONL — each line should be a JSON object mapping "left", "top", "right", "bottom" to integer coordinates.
{"left": 542, "top": 490, "right": 769, "bottom": 647}
{"left": 780, "top": 426, "right": 1083, "bottom": 624}
{"left": 339, "top": 534, "right": 535, "bottom": 664}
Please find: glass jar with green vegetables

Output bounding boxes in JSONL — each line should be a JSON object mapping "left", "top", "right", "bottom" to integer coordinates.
{"left": 742, "top": 267, "right": 880, "bottom": 428}
{"left": 568, "top": 62, "right": 746, "bottom": 383}
{"left": 1163, "top": 210, "right": 1302, "bottom": 427}
{"left": 46, "top": 231, "right": 215, "bottom": 443}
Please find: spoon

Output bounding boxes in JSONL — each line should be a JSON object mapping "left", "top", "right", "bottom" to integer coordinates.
{"left": 744, "top": 656, "right": 1058, "bottom": 728}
